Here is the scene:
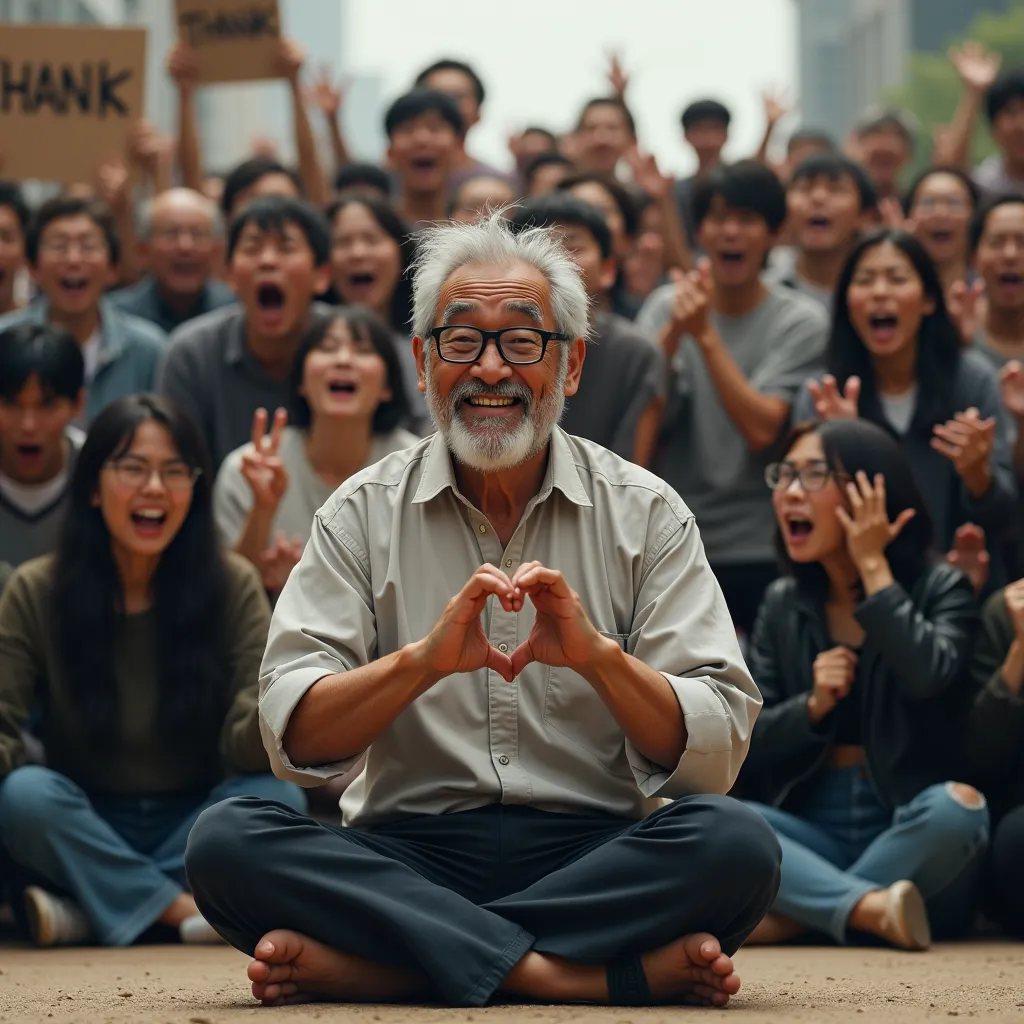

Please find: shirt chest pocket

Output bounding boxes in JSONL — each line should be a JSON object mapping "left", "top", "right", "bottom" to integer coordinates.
{"left": 544, "top": 630, "right": 634, "bottom": 779}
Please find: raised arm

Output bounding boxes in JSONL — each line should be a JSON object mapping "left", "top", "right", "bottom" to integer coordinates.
{"left": 934, "top": 42, "right": 1002, "bottom": 169}
{"left": 306, "top": 66, "right": 352, "bottom": 175}
{"left": 277, "top": 39, "right": 329, "bottom": 209}
{"left": 167, "top": 42, "right": 203, "bottom": 192}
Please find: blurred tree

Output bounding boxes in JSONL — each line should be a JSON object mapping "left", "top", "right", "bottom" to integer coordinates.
{"left": 887, "top": 1, "right": 1024, "bottom": 173}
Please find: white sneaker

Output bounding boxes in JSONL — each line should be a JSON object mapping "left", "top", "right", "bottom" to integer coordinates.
{"left": 178, "top": 913, "right": 225, "bottom": 945}
{"left": 23, "top": 886, "right": 93, "bottom": 947}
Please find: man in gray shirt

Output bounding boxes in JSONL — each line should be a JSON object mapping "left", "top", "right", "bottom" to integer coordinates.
{"left": 156, "top": 196, "right": 332, "bottom": 470}
{"left": 638, "top": 162, "right": 828, "bottom": 635}
{"left": 186, "top": 213, "right": 779, "bottom": 1009}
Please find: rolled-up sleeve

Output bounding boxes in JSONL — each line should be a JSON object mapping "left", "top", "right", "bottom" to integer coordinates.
{"left": 258, "top": 502, "right": 377, "bottom": 786}
{"left": 625, "top": 511, "right": 761, "bottom": 797}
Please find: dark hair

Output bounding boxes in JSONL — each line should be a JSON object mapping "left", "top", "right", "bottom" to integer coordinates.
{"left": 986, "top": 70, "right": 1024, "bottom": 124}
{"left": 289, "top": 307, "right": 411, "bottom": 434}
{"left": 903, "top": 165, "right": 980, "bottom": 218}
{"left": 692, "top": 160, "right": 787, "bottom": 232}
{"left": 774, "top": 419, "right": 933, "bottom": 599}
{"left": 557, "top": 172, "right": 640, "bottom": 239}
{"left": 52, "top": 394, "right": 230, "bottom": 744}
{"left": 576, "top": 96, "right": 637, "bottom": 138}
{"left": 681, "top": 98, "right": 731, "bottom": 131}
{"left": 0, "top": 181, "right": 30, "bottom": 234}
{"left": 333, "top": 163, "right": 392, "bottom": 197}
{"left": 384, "top": 89, "right": 464, "bottom": 139}
{"left": 524, "top": 152, "right": 573, "bottom": 190}
{"left": 510, "top": 193, "right": 613, "bottom": 260}
{"left": 27, "top": 196, "right": 119, "bottom": 266}
{"left": 786, "top": 128, "right": 836, "bottom": 155}
{"left": 220, "top": 156, "right": 303, "bottom": 217}
{"left": 791, "top": 153, "right": 878, "bottom": 212}
{"left": 828, "top": 230, "right": 960, "bottom": 436}
{"left": 521, "top": 125, "right": 558, "bottom": 147}
{"left": 325, "top": 194, "right": 416, "bottom": 331}
{"left": 415, "top": 58, "right": 486, "bottom": 106}
{"left": 227, "top": 195, "right": 331, "bottom": 266}
{"left": 854, "top": 107, "right": 916, "bottom": 149}
{"left": 0, "top": 323, "right": 84, "bottom": 402}
{"left": 969, "top": 193, "right": 1024, "bottom": 254}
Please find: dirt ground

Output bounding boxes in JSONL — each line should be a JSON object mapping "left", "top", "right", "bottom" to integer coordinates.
{"left": 1, "top": 941, "right": 1022, "bottom": 1023}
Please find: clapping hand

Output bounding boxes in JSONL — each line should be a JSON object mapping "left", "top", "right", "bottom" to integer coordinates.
{"left": 241, "top": 407, "right": 289, "bottom": 511}
{"left": 947, "top": 523, "right": 990, "bottom": 595}
{"left": 807, "top": 646, "right": 858, "bottom": 724}
{"left": 931, "top": 407, "right": 995, "bottom": 496}
{"left": 947, "top": 279, "right": 985, "bottom": 347}
{"left": 807, "top": 375, "right": 860, "bottom": 421}
{"left": 836, "top": 471, "right": 916, "bottom": 571}
{"left": 666, "top": 259, "right": 714, "bottom": 346}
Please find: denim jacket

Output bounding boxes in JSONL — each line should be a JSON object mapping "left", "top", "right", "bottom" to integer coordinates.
{"left": 0, "top": 297, "right": 166, "bottom": 423}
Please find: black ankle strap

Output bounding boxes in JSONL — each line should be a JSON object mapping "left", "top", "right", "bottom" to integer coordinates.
{"left": 606, "top": 954, "right": 653, "bottom": 1006}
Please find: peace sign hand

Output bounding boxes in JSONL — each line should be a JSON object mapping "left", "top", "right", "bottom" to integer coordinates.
{"left": 807, "top": 374, "right": 860, "bottom": 421}
{"left": 241, "top": 407, "right": 289, "bottom": 511}
{"left": 836, "top": 471, "right": 916, "bottom": 572}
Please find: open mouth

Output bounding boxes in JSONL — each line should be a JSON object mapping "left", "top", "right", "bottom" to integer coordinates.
{"left": 346, "top": 272, "right": 376, "bottom": 293}
{"left": 999, "top": 272, "right": 1024, "bottom": 286}
{"left": 257, "top": 283, "right": 285, "bottom": 310}
{"left": 719, "top": 251, "right": 744, "bottom": 264}
{"left": 785, "top": 515, "right": 814, "bottom": 541}
{"left": 868, "top": 314, "right": 899, "bottom": 342}
{"left": 411, "top": 156, "right": 437, "bottom": 171}
{"left": 60, "top": 276, "right": 90, "bottom": 295}
{"left": 16, "top": 444, "right": 42, "bottom": 458}
{"left": 807, "top": 216, "right": 831, "bottom": 229}
{"left": 328, "top": 382, "right": 357, "bottom": 395}
{"left": 130, "top": 508, "right": 167, "bottom": 535}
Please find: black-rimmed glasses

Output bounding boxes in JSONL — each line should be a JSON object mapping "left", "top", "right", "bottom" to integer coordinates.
{"left": 764, "top": 460, "right": 833, "bottom": 493}
{"left": 429, "top": 326, "right": 568, "bottom": 366}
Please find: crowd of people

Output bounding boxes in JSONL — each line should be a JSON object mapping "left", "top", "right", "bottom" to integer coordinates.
{"left": 2, "top": 31, "right": 1024, "bottom": 1007}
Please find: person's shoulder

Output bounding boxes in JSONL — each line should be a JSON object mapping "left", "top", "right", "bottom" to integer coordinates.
{"left": 760, "top": 575, "right": 799, "bottom": 612}
{"left": 166, "top": 305, "right": 243, "bottom": 350}
{"left": 957, "top": 346, "right": 1001, "bottom": 383}
{"left": 107, "top": 278, "right": 149, "bottom": 308}
{"left": 0, "top": 304, "right": 34, "bottom": 332}
{"left": 762, "top": 283, "right": 829, "bottom": 329}
{"left": 206, "top": 279, "right": 238, "bottom": 306}
{"left": 916, "top": 560, "right": 974, "bottom": 602}
{"left": 117, "top": 311, "right": 167, "bottom": 352}
{"left": 595, "top": 311, "right": 659, "bottom": 351}
{"left": 562, "top": 432, "right": 693, "bottom": 525}
{"left": 221, "top": 549, "right": 265, "bottom": 593}
{"left": 2, "top": 554, "right": 57, "bottom": 604}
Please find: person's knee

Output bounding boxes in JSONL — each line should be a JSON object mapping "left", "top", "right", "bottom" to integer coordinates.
{"left": 0, "top": 766, "right": 78, "bottom": 841}
{"left": 213, "top": 774, "right": 307, "bottom": 813}
{"left": 912, "top": 782, "right": 989, "bottom": 854}
{"left": 185, "top": 796, "right": 263, "bottom": 895}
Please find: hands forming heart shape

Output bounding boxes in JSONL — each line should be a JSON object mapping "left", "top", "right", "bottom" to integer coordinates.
{"left": 419, "top": 562, "right": 606, "bottom": 684}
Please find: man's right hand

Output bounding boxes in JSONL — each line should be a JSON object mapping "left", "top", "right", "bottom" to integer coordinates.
{"left": 807, "top": 645, "right": 858, "bottom": 724}
{"left": 416, "top": 565, "right": 518, "bottom": 683}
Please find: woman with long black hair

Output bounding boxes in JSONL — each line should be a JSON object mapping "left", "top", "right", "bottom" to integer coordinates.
{"left": 792, "top": 229, "right": 1016, "bottom": 586}
{"left": 0, "top": 394, "right": 303, "bottom": 947}
{"left": 740, "top": 419, "right": 988, "bottom": 949}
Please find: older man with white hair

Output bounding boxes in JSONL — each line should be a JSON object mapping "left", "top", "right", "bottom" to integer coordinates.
{"left": 185, "top": 214, "right": 780, "bottom": 1009}
{"left": 109, "top": 188, "right": 235, "bottom": 334}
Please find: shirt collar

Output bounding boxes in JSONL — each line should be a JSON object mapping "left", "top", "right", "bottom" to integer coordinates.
{"left": 26, "top": 296, "right": 123, "bottom": 358}
{"left": 412, "top": 426, "right": 592, "bottom": 508}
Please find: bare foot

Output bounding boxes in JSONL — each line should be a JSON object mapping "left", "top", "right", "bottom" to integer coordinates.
{"left": 849, "top": 881, "right": 930, "bottom": 951}
{"left": 745, "top": 912, "right": 807, "bottom": 945}
{"left": 247, "top": 930, "right": 430, "bottom": 1006}
{"left": 158, "top": 893, "right": 198, "bottom": 929}
{"left": 641, "top": 933, "right": 741, "bottom": 1007}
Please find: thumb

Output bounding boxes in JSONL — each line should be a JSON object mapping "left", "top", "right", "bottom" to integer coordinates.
{"left": 486, "top": 644, "right": 515, "bottom": 683}
{"left": 891, "top": 507, "right": 916, "bottom": 538}
{"left": 668, "top": 266, "right": 686, "bottom": 285}
{"left": 697, "top": 256, "right": 713, "bottom": 292}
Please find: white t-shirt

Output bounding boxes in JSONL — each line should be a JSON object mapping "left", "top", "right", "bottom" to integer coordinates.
{"left": 81, "top": 329, "right": 102, "bottom": 385}
{"left": 879, "top": 384, "right": 918, "bottom": 436}
{"left": 0, "top": 426, "right": 84, "bottom": 515}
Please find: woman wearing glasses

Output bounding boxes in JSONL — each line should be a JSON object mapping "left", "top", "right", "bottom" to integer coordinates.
{"left": 739, "top": 418, "right": 988, "bottom": 950}
{"left": 0, "top": 394, "right": 303, "bottom": 948}
{"left": 214, "top": 307, "right": 416, "bottom": 596}
{"left": 792, "top": 230, "right": 1015, "bottom": 592}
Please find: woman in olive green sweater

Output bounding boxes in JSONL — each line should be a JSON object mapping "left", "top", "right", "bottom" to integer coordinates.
{"left": 0, "top": 394, "right": 304, "bottom": 948}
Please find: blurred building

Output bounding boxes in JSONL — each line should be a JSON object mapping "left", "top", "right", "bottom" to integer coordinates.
{"left": 1, "top": 0, "right": 384, "bottom": 176}
{"left": 795, "top": 0, "right": 1013, "bottom": 138}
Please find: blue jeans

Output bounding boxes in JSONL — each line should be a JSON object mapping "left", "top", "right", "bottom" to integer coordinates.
{"left": 747, "top": 766, "right": 989, "bottom": 943}
{"left": 0, "top": 765, "right": 305, "bottom": 946}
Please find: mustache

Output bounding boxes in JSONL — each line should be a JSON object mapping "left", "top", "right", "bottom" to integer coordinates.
{"left": 448, "top": 379, "right": 533, "bottom": 408}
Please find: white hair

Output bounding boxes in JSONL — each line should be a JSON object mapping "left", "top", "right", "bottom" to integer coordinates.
{"left": 137, "top": 188, "right": 224, "bottom": 242}
{"left": 410, "top": 210, "right": 591, "bottom": 341}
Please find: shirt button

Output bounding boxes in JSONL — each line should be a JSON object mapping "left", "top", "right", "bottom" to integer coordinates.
{"left": 498, "top": 754, "right": 510, "bottom": 765}
{"left": 505, "top": 559, "right": 513, "bottom": 567}
{"left": 479, "top": 524, "right": 487, "bottom": 533}
{"left": 498, "top": 643, "right": 508, "bottom": 653}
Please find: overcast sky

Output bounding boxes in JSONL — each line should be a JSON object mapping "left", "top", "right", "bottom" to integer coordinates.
{"left": 346, "top": 0, "right": 797, "bottom": 176}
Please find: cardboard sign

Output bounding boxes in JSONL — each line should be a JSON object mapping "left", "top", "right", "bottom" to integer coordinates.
{"left": 174, "top": 0, "right": 282, "bottom": 84}
{"left": 0, "top": 25, "right": 146, "bottom": 184}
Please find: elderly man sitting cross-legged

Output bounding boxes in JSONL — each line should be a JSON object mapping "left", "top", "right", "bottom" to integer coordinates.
{"left": 184, "top": 213, "right": 781, "bottom": 1009}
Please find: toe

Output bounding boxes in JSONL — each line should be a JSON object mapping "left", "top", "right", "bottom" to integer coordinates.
{"left": 247, "top": 959, "right": 270, "bottom": 982}
{"left": 683, "top": 932, "right": 721, "bottom": 964}
{"left": 255, "top": 928, "right": 305, "bottom": 964}
{"left": 709, "top": 952, "right": 734, "bottom": 977}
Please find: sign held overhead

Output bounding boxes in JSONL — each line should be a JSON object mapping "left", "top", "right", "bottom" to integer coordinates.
{"left": 174, "top": 0, "right": 282, "bottom": 84}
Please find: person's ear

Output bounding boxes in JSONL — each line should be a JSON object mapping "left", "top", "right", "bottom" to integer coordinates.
{"left": 72, "top": 389, "right": 86, "bottom": 423}
{"left": 562, "top": 336, "right": 586, "bottom": 398}
{"left": 312, "top": 263, "right": 332, "bottom": 295}
{"left": 923, "top": 295, "right": 937, "bottom": 317}
{"left": 412, "top": 335, "right": 427, "bottom": 394}
{"left": 599, "top": 257, "right": 617, "bottom": 293}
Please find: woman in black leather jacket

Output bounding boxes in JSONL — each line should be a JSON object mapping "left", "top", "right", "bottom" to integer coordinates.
{"left": 740, "top": 418, "right": 988, "bottom": 950}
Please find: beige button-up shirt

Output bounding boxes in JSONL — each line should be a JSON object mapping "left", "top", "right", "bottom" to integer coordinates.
{"left": 259, "top": 427, "right": 761, "bottom": 827}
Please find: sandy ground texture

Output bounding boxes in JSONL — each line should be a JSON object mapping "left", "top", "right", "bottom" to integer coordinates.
{"left": 0, "top": 941, "right": 1023, "bottom": 1024}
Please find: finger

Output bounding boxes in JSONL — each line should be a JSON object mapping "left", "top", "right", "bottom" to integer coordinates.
{"left": 820, "top": 374, "right": 838, "bottom": 401}
{"left": 251, "top": 407, "right": 268, "bottom": 448}
{"left": 510, "top": 560, "right": 544, "bottom": 589}
{"left": 509, "top": 640, "right": 534, "bottom": 678}
{"left": 845, "top": 375, "right": 861, "bottom": 406}
{"left": 931, "top": 437, "right": 962, "bottom": 461}
{"left": 933, "top": 423, "right": 972, "bottom": 447}
{"left": 514, "top": 565, "right": 571, "bottom": 597}
{"left": 807, "top": 379, "right": 823, "bottom": 401}
{"left": 485, "top": 644, "right": 515, "bottom": 684}
{"left": 835, "top": 506, "right": 853, "bottom": 532}
{"left": 890, "top": 508, "right": 917, "bottom": 538}
{"left": 268, "top": 407, "right": 288, "bottom": 452}
{"left": 668, "top": 266, "right": 686, "bottom": 285}
{"left": 697, "top": 256, "right": 713, "bottom": 292}
{"left": 872, "top": 472, "right": 886, "bottom": 519}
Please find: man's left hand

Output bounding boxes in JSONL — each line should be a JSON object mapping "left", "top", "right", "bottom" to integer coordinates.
{"left": 508, "top": 563, "right": 611, "bottom": 677}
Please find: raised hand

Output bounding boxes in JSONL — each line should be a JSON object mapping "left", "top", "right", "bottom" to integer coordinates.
{"left": 127, "top": 119, "right": 164, "bottom": 174}
{"left": 418, "top": 565, "right": 518, "bottom": 682}
{"left": 807, "top": 645, "right": 858, "bottom": 723}
{"left": 241, "top": 407, "right": 289, "bottom": 511}
{"left": 878, "top": 196, "right": 913, "bottom": 232}
{"left": 250, "top": 135, "right": 280, "bottom": 159}
{"left": 275, "top": 38, "right": 306, "bottom": 83}
{"left": 762, "top": 87, "right": 791, "bottom": 128}
{"left": 507, "top": 562, "right": 605, "bottom": 678}
{"left": 626, "top": 145, "right": 673, "bottom": 201}
{"left": 947, "top": 523, "right": 990, "bottom": 595}
{"left": 807, "top": 374, "right": 861, "bottom": 421}
{"left": 1000, "top": 360, "right": 1024, "bottom": 420}
{"left": 95, "top": 157, "right": 130, "bottom": 212}
{"left": 949, "top": 40, "right": 1002, "bottom": 95}
{"left": 606, "top": 50, "right": 630, "bottom": 98}
{"left": 306, "top": 65, "right": 345, "bottom": 119}
{"left": 836, "top": 471, "right": 916, "bottom": 571}
{"left": 1005, "top": 578, "right": 1024, "bottom": 639}
{"left": 931, "top": 407, "right": 995, "bottom": 495}
{"left": 166, "top": 41, "right": 200, "bottom": 91}
{"left": 947, "top": 278, "right": 985, "bottom": 347}
{"left": 259, "top": 531, "right": 304, "bottom": 594}
{"left": 666, "top": 259, "right": 714, "bottom": 345}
